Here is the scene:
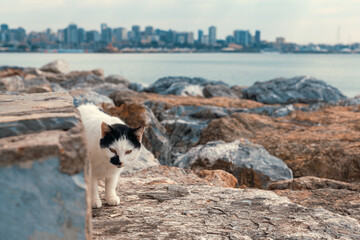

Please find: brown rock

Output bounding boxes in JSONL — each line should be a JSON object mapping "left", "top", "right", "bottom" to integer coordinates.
{"left": 26, "top": 84, "right": 53, "bottom": 94}
{"left": 198, "top": 105, "right": 360, "bottom": 182}
{"left": 0, "top": 68, "right": 24, "bottom": 78}
{"left": 110, "top": 90, "right": 263, "bottom": 110}
{"left": 197, "top": 169, "right": 238, "bottom": 187}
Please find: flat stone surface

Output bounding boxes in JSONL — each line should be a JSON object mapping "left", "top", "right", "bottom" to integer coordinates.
{"left": 92, "top": 166, "right": 360, "bottom": 240}
{"left": 0, "top": 93, "right": 78, "bottom": 138}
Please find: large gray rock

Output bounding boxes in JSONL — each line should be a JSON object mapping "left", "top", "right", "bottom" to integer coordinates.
{"left": 40, "top": 60, "right": 70, "bottom": 74}
{"left": 203, "top": 84, "right": 239, "bottom": 99}
{"left": 243, "top": 76, "right": 347, "bottom": 104}
{"left": 174, "top": 139, "right": 293, "bottom": 188}
{"left": 105, "top": 75, "right": 130, "bottom": 86}
{"left": 0, "top": 92, "right": 90, "bottom": 239}
{"left": 0, "top": 75, "right": 25, "bottom": 93}
{"left": 91, "top": 83, "right": 128, "bottom": 97}
{"left": 70, "top": 89, "right": 114, "bottom": 107}
{"left": 144, "top": 76, "right": 228, "bottom": 96}
{"left": 60, "top": 74, "right": 105, "bottom": 90}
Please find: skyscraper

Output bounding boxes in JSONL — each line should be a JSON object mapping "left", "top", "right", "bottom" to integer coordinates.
{"left": 101, "top": 23, "right": 112, "bottom": 43}
{"left": 113, "top": 27, "right": 127, "bottom": 42}
{"left": 198, "top": 30, "right": 203, "bottom": 44}
{"left": 145, "top": 26, "right": 154, "bottom": 36}
{"left": 209, "top": 26, "right": 216, "bottom": 45}
{"left": 77, "top": 28, "right": 85, "bottom": 44}
{"left": 234, "top": 30, "right": 250, "bottom": 46}
{"left": 66, "top": 24, "right": 78, "bottom": 46}
{"left": 132, "top": 25, "right": 141, "bottom": 43}
{"left": 255, "top": 30, "right": 261, "bottom": 48}
{"left": 1, "top": 24, "right": 8, "bottom": 32}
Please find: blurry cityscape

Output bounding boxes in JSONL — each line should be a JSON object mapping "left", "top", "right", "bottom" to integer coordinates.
{"left": 1, "top": 23, "right": 360, "bottom": 53}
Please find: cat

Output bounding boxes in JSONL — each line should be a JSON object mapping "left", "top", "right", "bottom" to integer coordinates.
{"left": 78, "top": 104, "right": 144, "bottom": 208}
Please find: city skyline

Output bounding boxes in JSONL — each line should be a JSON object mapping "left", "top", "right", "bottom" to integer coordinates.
{"left": 0, "top": 0, "right": 359, "bottom": 45}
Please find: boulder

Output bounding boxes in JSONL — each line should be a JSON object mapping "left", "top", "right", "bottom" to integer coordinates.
{"left": 243, "top": 76, "right": 347, "bottom": 104}
{"left": 66, "top": 69, "right": 104, "bottom": 78}
{"left": 0, "top": 75, "right": 25, "bottom": 93}
{"left": 198, "top": 105, "right": 360, "bottom": 182}
{"left": 128, "top": 82, "right": 145, "bottom": 92}
{"left": 23, "top": 76, "right": 50, "bottom": 88}
{"left": 196, "top": 169, "right": 238, "bottom": 188}
{"left": 26, "top": 85, "right": 53, "bottom": 94}
{"left": 102, "top": 103, "right": 171, "bottom": 165}
{"left": 230, "top": 85, "right": 245, "bottom": 98}
{"left": 40, "top": 60, "right": 70, "bottom": 74}
{"left": 144, "top": 76, "right": 228, "bottom": 96}
{"left": 92, "top": 165, "right": 360, "bottom": 239}
{"left": 0, "top": 67, "right": 24, "bottom": 78}
{"left": 119, "top": 147, "right": 159, "bottom": 175}
{"left": 174, "top": 139, "right": 293, "bottom": 188}
{"left": 70, "top": 89, "right": 114, "bottom": 107}
{"left": 105, "top": 75, "right": 130, "bottom": 86}
{"left": 91, "top": 83, "right": 128, "bottom": 97}
{"left": 202, "top": 84, "right": 239, "bottom": 98}
{"left": 60, "top": 74, "right": 105, "bottom": 90}
{"left": 0, "top": 92, "right": 90, "bottom": 239}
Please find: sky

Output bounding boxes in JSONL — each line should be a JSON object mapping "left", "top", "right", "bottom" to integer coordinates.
{"left": 1, "top": 0, "right": 359, "bottom": 44}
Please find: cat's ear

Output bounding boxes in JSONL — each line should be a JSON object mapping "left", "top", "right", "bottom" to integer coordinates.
{"left": 101, "top": 122, "right": 112, "bottom": 138}
{"left": 133, "top": 126, "right": 145, "bottom": 142}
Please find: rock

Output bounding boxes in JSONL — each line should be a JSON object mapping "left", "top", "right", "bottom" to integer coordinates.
{"left": 70, "top": 89, "right": 114, "bottom": 107}
{"left": 0, "top": 75, "right": 25, "bottom": 93}
{"left": 60, "top": 74, "right": 105, "bottom": 90}
{"left": 197, "top": 169, "right": 238, "bottom": 188}
{"left": 26, "top": 85, "right": 53, "bottom": 94}
{"left": 230, "top": 85, "right": 245, "bottom": 98}
{"left": 244, "top": 104, "right": 295, "bottom": 117}
{"left": 174, "top": 139, "right": 293, "bottom": 188}
{"left": 105, "top": 75, "right": 130, "bottom": 86}
{"left": 91, "top": 83, "right": 128, "bottom": 97}
{"left": 159, "top": 105, "right": 231, "bottom": 121}
{"left": 40, "top": 60, "right": 70, "bottom": 74}
{"left": 66, "top": 69, "right": 104, "bottom": 78}
{"left": 144, "top": 76, "right": 228, "bottom": 96}
{"left": 23, "top": 76, "right": 50, "bottom": 88}
{"left": 268, "top": 176, "right": 360, "bottom": 191}
{"left": 128, "top": 82, "right": 145, "bottom": 92}
{"left": 340, "top": 95, "right": 360, "bottom": 106}
{"left": 92, "top": 165, "right": 360, "bottom": 239}
{"left": 102, "top": 103, "right": 171, "bottom": 165}
{"left": 0, "top": 67, "right": 24, "bottom": 78}
{"left": 110, "top": 90, "right": 263, "bottom": 110}
{"left": 198, "top": 105, "right": 360, "bottom": 182}
{"left": 91, "top": 68, "right": 104, "bottom": 77}
{"left": 0, "top": 92, "right": 90, "bottom": 239}
{"left": 203, "top": 84, "right": 239, "bottom": 98}
{"left": 119, "top": 147, "right": 159, "bottom": 175}
{"left": 243, "top": 76, "right": 347, "bottom": 104}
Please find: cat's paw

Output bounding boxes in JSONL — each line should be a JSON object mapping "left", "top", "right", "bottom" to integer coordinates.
{"left": 106, "top": 195, "right": 120, "bottom": 206}
{"left": 92, "top": 198, "right": 102, "bottom": 208}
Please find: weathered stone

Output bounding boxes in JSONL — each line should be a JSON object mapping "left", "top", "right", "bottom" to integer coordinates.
{"left": 0, "top": 93, "right": 79, "bottom": 138}
{"left": 128, "top": 82, "right": 144, "bottom": 92}
{"left": 66, "top": 69, "right": 104, "bottom": 78}
{"left": 144, "top": 76, "right": 228, "bottom": 96}
{"left": 174, "top": 139, "right": 293, "bottom": 188}
{"left": 61, "top": 74, "right": 105, "bottom": 90}
{"left": 119, "top": 147, "right": 159, "bottom": 176}
{"left": 40, "top": 60, "right": 70, "bottom": 74}
{"left": 243, "top": 75, "right": 347, "bottom": 104}
{"left": 92, "top": 166, "right": 360, "bottom": 239}
{"left": 26, "top": 84, "right": 53, "bottom": 94}
{"left": 0, "top": 75, "right": 25, "bottom": 93}
{"left": 91, "top": 83, "right": 128, "bottom": 97}
{"left": 268, "top": 176, "right": 360, "bottom": 191}
{"left": 203, "top": 84, "right": 239, "bottom": 99}
{"left": 23, "top": 76, "right": 50, "bottom": 88}
{"left": 70, "top": 89, "right": 114, "bottom": 107}
{"left": 105, "top": 75, "right": 129, "bottom": 86}
{"left": 102, "top": 103, "right": 171, "bottom": 165}
{"left": 230, "top": 85, "right": 245, "bottom": 98}
{"left": 0, "top": 67, "right": 24, "bottom": 78}
{"left": 0, "top": 92, "right": 91, "bottom": 239}
{"left": 199, "top": 106, "right": 360, "bottom": 182}
{"left": 197, "top": 169, "right": 238, "bottom": 188}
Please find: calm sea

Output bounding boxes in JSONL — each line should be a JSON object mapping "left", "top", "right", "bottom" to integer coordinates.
{"left": 1, "top": 52, "right": 359, "bottom": 97}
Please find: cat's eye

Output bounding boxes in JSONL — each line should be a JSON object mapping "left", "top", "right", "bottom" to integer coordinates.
{"left": 109, "top": 148, "right": 117, "bottom": 155}
{"left": 125, "top": 150, "right": 132, "bottom": 155}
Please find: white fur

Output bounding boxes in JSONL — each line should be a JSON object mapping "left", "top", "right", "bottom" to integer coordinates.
{"left": 78, "top": 104, "right": 142, "bottom": 208}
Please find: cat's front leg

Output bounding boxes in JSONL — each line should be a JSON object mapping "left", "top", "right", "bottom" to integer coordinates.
{"left": 105, "top": 175, "right": 120, "bottom": 206}
{"left": 91, "top": 177, "right": 102, "bottom": 208}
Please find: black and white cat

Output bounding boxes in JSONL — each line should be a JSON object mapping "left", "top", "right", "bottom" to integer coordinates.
{"left": 78, "top": 104, "right": 144, "bottom": 208}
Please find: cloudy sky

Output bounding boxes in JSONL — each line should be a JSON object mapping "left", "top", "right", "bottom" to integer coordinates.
{"left": 1, "top": 0, "right": 359, "bottom": 44}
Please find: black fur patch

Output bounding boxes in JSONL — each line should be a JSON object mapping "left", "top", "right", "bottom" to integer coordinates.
{"left": 110, "top": 155, "right": 121, "bottom": 166}
{"left": 99, "top": 123, "right": 141, "bottom": 149}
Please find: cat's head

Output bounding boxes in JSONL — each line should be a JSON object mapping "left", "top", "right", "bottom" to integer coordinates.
{"left": 99, "top": 122, "right": 145, "bottom": 168}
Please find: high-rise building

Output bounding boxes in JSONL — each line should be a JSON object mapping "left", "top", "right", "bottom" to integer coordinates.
{"left": 234, "top": 30, "right": 250, "bottom": 46}
{"left": 145, "top": 26, "right": 154, "bottom": 36}
{"left": 198, "top": 30, "right": 203, "bottom": 44}
{"left": 226, "top": 35, "right": 235, "bottom": 44}
{"left": 77, "top": 28, "right": 86, "bottom": 43}
{"left": 187, "top": 32, "right": 194, "bottom": 45}
{"left": 66, "top": 24, "right": 78, "bottom": 46}
{"left": 255, "top": 30, "right": 261, "bottom": 48}
{"left": 86, "top": 31, "right": 100, "bottom": 43}
{"left": 209, "top": 26, "right": 216, "bottom": 45}
{"left": 57, "top": 29, "right": 65, "bottom": 43}
{"left": 132, "top": 25, "right": 141, "bottom": 43}
{"left": 1, "top": 24, "right": 9, "bottom": 32}
{"left": 101, "top": 23, "right": 112, "bottom": 43}
{"left": 113, "top": 27, "right": 128, "bottom": 42}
